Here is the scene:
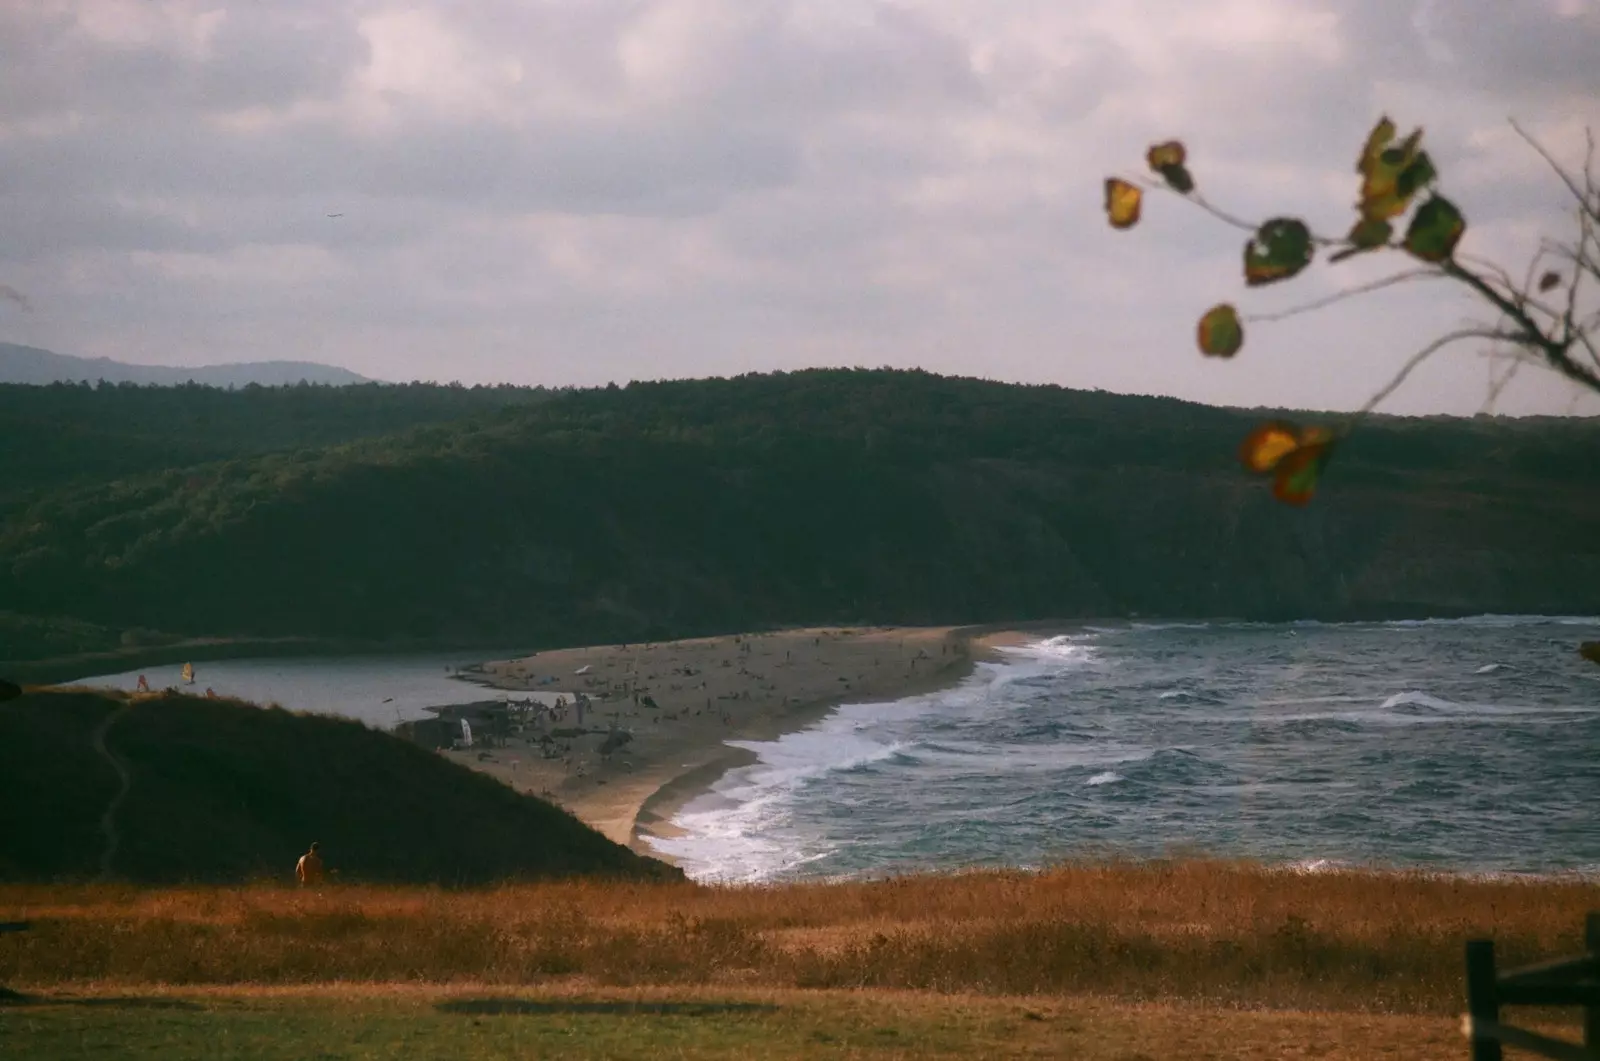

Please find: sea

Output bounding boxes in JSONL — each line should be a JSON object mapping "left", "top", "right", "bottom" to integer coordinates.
{"left": 68, "top": 652, "right": 554, "bottom": 730}
{"left": 643, "top": 616, "right": 1600, "bottom": 884}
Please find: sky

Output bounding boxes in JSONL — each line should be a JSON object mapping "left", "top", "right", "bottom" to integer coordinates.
{"left": 2, "top": 0, "right": 1598, "bottom": 415}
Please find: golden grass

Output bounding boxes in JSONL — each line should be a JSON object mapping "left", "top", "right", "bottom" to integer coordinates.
{"left": 4, "top": 858, "right": 1595, "bottom": 1016}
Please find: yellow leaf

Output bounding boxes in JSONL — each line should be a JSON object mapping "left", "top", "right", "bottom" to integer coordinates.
{"left": 1357, "top": 116, "right": 1395, "bottom": 175}
{"left": 1105, "top": 178, "right": 1142, "bottom": 229}
{"left": 1359, "top": 123, "right": 1429, "bottom": 221}
{"left": 1238, "top": 422, "right": 1303, "bottom": 475}
{"left": 1146, "top": 141, "right": 1186, "bottom": 171}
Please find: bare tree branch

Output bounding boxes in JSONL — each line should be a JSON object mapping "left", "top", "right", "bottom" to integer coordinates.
{"left": 1442, "top": 260, "right": 1600, "bottom": 394}
{"left": 1511, "top": 119, "right": 1592, "bottom": 210}
{"left": 1243, "top": 269, "right": 1444, "bottom": 324}
{"left": 1185, "top": 191, "right": 1260, "bottom": 235}
{"left": 1481, "top": 354, "right": 1525, "bottom": 415}
{"left": 1357, "top": 328, "right": 1518, "bottom": 417}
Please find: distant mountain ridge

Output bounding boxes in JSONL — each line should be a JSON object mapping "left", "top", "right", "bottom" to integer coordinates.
{"left": 0, "top": 342, "right": 367, "bottom": 387}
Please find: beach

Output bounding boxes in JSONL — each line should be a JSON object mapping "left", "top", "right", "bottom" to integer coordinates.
{"left": 445, "top": 626, "right": 1024, "bottom": 853}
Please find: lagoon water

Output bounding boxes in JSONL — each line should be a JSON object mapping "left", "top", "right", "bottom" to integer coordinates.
{"left": 70, "top": 652, "right": 544, "bottom": 729}
{"left": 645, "top": 616, "right": 1600, "bottom": 883}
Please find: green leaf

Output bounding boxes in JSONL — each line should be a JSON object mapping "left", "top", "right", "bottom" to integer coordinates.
{"left": 1273, "top": 441, "right": 1334, "bottom": 506}
{"left": 1157, "top": 163, "right": 1194, "bottom": 194}
{"left": 1197, "top": 304, "right": 1243, "bottom": 358}
{"left": 1146, "top": 142, "right": 1194, "bottom": 193}
{"left": 1328, "top": 218, "right": 1392, "bottom": 263}
{"left": 1104, "top": 178, "right": 1142, "bottom": 229}
{"left": 1394, "top": 151, "right": 1436, "bottom": 201}
{"left": 1403, "top": 195, "right": 1465, "bottom": 263}
{"left": 1244, "top": 218, "right": 1313, "bottom": 286}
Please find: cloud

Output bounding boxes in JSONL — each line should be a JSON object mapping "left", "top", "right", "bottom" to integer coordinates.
{"left": 0, "top": 285, "right": 31, "bottom": 312}
{"left": 0, "top": 0, "right": 1596, "bottom": 415}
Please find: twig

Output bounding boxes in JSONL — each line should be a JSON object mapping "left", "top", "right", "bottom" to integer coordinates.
{"left": 1511, "top": 119, "right": 1591, "bottom": 209}
{"left": 1356, "top": 328, "right": 1517, "bottom": 418}
{"left": 1243, "top": 268, "right": 1444, "bottom": 324}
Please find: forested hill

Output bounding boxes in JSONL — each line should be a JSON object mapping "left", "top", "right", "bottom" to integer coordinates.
{"left": 0, "top": 379, "right": 555, "bottom": 518}
{"left": 3, "top": 369, "right": 1598, "bottom": 667}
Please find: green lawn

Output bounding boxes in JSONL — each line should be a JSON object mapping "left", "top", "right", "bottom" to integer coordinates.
{"left": 0, "top": 986, "right": 1486, "bottom": 1061}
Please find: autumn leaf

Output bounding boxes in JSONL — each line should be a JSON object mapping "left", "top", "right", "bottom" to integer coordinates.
{"left": 1105, "top": 178, "right": 1142, "bottom": 229}
{"left": 1238, "top": 422, "right": 1304, "bottom": 474}
{"left": 1329, "top": 218, "right": 1393, "bottom": 263}
{"left": 1539, "top": 271, "right": 1562, "bottom": 292}
{"left": 1197, "top": 304, "right": 1244, "bottom": 358}
{"left": 1146, "top": 141, "right": 1194, "bottom": 194}
{"left": 1239, "top": 422, "right": 1338, "bottom": 503}
{"left": 1403, "top": 195, "right": 1465, "bottom": 263}
{"left": 1357, "top": 120, "right": 1432, "bottom": 222}
{"left": 1272, "top": 441, "right": 1335, "bottom": 506}
{"left": 1148, "top": 141, "right": 1186, "bottom": 169}
{"left": 1244, "top": 218, "right": 1313, "bottom": 286}
{"left": 1356, "top": 116, "right": 1396, "bottom": 175}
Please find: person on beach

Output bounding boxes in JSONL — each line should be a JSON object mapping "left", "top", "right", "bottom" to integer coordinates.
{"left": 296, "top": 842, "right": 325, "bottom": 887}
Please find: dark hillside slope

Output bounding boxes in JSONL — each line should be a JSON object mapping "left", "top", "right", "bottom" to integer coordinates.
{"left": 0, "top": 380, "right": 555, "bottom": 518}
{"left": 0, "top": 688, "right": 678, "bottom": 884}
{"left": 2, "top": 370, "right": 1597, "bottom": 655}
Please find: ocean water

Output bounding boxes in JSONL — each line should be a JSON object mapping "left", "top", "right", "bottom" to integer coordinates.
{"left": 68, "top": 651, "right": 557, "bottom": 729}
{"left": 645, "top": 616, "right": 1600, "bottom": 883}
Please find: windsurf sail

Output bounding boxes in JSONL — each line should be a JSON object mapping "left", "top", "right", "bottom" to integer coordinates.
{"left": 181, "top": 663, "right": 195, "bottom": 684}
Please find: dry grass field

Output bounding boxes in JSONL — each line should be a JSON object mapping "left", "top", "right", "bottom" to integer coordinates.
{"left": 3, "top": 858, "right": 1595, "bottom": 1058}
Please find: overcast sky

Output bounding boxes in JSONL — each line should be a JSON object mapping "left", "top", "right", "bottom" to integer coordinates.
{"left": 2, "top": 0, "right": 1598, "bottom": 414}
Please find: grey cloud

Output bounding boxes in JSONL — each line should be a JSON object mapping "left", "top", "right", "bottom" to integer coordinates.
{"left": 0, "top": 0, "right": 1596, "bottom": 416}
{"left": 194, "top": 9, "right": 371, "bottom": 109}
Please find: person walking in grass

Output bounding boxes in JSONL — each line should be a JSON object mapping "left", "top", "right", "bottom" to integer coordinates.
{"left": 295, "top": 842, "right": 325, "bottom": 887}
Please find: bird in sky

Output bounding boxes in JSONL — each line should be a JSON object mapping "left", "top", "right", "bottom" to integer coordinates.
{"left": 326, "top": 213, "right": 344, "bottom": 218}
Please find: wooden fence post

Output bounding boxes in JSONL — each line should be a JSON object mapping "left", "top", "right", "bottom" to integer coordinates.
{"left": 1467, "top": 939, "right": 1504, "bottom": 1061}
{"left": 1586, "top": 912, "right": 1599, "bottom": 1056}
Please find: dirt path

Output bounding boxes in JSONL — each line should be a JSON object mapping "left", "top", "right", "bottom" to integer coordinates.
{"left": 88, "top": 705, "right": 131, "bottom": 879}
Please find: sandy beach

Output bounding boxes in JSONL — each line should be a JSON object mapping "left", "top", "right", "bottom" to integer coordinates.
{"left": 439, "top": 625, "right": 1027, "bottom": 856}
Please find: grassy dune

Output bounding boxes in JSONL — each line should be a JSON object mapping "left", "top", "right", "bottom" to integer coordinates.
{"left": 5, "top": 859, "right": 1595, "bottom": 1015}
{"left": 0, "top": 688, "right": 678, "bottom": 885}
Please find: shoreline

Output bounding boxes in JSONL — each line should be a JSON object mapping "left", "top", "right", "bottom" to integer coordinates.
{"left": 456, "top": 624, "right": 1039, "bottom": 859}
{"left": 629, "top": 628, "right": 1031, "bottom": 855}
